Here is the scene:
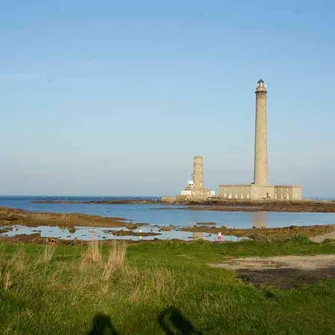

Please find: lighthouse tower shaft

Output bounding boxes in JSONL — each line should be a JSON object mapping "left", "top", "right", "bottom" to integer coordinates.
{"left": 253, "top": 80, "right": 268, "bottom": 186}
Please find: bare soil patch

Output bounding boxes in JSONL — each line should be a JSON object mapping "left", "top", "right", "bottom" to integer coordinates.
{"left": 210, "top": 255, "right": 335, "bottom": 288}
{"left": 310, "top": 231, "right": 335, "bottom": 243}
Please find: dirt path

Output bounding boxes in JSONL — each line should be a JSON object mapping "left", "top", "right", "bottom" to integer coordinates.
{"left": 210, "top": 255, "right": 335, "bottom": 288}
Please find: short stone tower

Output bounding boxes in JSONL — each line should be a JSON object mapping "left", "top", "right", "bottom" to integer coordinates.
{"left": 193, "top": 156, "right": 204, "bottom": 190}
{"left": 174, "top": 155, "right": 215, "bottom": 200}
{"left": 254, "top": 79, "right": 268, "bottom": 186}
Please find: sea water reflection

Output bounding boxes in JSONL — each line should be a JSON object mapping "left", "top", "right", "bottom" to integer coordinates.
{"left": 251, "top": 212, "right": 268, "bottom": 228}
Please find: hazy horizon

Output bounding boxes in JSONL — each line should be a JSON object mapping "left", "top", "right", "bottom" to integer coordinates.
{"left": 0, "top": 192, "right": 333, "bottom": 200}
{"left": 1, "top": 1, "right": 334, "bottom": 197}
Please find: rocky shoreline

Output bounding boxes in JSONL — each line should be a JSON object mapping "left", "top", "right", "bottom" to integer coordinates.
{"left": 181, "top": 224, "right": 335, "bottom": 240}
{"left": 165, "top": 199, "right": 335, "bottom": 213}
{"left": 0, "top": 207, "right": 134, "bottom": 228}
{"left": 182, "top": 199, "right": 335, "bottom": 213}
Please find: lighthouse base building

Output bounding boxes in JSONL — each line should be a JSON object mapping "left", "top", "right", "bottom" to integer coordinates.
{"left": 218, "top": 184, "right": 302, "bottom": 201}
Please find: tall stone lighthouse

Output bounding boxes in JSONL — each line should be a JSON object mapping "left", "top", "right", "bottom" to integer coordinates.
{"left": 254, "top": 79, "right": 268, "bottom": 186}
{"left": 218, "top": 79, "right": 302, "bottom": 200}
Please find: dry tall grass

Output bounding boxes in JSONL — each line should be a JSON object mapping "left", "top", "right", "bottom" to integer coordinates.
{"left": 0, "top": 241, "right": 177, "bottom": 309}
{"left": 8, "top": 248, "right": 28, "bottom": 272}
{"left": 3, "top": 272, "right": 12, "bottom": 292}
{"left": 81, "top": 238, "right": 102, "bottom": 268}
{"left": 38, "top": 244, "right": 55, "bottom": 263}
{"left": 125, "top": 266, "right": 178, "bottom": 304}
{"left": 102, "top": 241, "right": 127, "bottom": 280}
{"left": 0, "top": 247, "right": 30, "bottom": 293}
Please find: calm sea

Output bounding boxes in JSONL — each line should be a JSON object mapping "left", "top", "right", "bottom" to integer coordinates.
{"left": 0, "top": 196, "right": 334, "bottom": 229}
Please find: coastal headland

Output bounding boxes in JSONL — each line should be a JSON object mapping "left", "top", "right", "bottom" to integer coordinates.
{"left": 31, "top": 198, "right": 161, "bottom": 205}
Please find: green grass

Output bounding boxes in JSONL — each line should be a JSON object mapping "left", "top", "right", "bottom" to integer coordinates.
{"left": 0, "top": 238, "right": 334, "bottom": 334}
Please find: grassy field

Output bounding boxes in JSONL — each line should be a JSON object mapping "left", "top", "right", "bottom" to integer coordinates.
{"left": 0, "top": 238, "right": 334, "bottom": 334}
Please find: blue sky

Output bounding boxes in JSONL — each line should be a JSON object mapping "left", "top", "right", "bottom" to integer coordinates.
{"left": 0, "top": 0, "right": 334, "bottom": 197}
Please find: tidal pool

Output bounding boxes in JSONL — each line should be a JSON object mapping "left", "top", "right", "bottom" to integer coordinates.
{"left": 1, "top": 225, "right": 247, "bottom": 242}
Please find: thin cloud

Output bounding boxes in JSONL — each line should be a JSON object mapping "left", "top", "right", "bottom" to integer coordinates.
{"left": 0, "top": 59, "right": 106, "bottom": 83}
{"left": 0, "top": 73, "right": 46, "bottom": 82}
